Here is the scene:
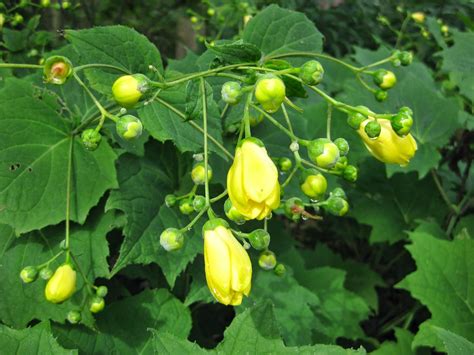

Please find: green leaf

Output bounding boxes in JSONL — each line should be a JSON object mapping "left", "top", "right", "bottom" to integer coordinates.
{"left": 105, "top": 145, "right": 202, "bottom": 286}
{"left": 184, "top": 79, "right": 214, "bottom": 121}
{"left": 0, "top": 211, "right": 115, "bottom": 329}
{"left": 53, "top": 289, "right": 191, "bottom": 354}
{"left": 243, "top": 5, "right": 323, "bottom": 63}
{"left": 153, "top": 302, "right": 366, "bottom": 354}
{"left": 440, "top": 30, "right": 474, "bottom": 103}
{"left": 0, "top": 321, "right": 77, "bottom": 354}
{"left": 205, "top": 39, "right": 262, "bottom": 64}
{"left": 371, "top": 327, "right": 414, "bottom": 355}
{"left": 0, "top": 78, "right": 117, "bottom": 235}
{"left": 184, "top": 258, "right": 214, "bottom": 306}
{"left": 432, "top": 327, "right": 474, "bottom": 355}
{"left": 397, "top": 233, "right": 474, "bottom": 351}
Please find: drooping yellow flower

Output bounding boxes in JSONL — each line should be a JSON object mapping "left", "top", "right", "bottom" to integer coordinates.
{"left": 227, "top": 138, "right": 280, "bottom": 220}
{"left": 203, "top": 219, "right": 252, "bottom": 306}
{"left": 45, "top": 264, "right": 76, "bottom": 304}
{"left": 358, "top": 119, "right": 417, "bottom": 166}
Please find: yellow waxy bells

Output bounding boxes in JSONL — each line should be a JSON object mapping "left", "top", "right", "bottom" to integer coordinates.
{"left": 358, "top": 119, "right": 417, "bottom": 166}
{"left": 203, "top": 219, "right": 252, "bottom": 306}
{"left": 227, "top": 138, "right": 280, "bottom": 220}
{"left": 45, "top": 264, "right": 77, "bottom": 304}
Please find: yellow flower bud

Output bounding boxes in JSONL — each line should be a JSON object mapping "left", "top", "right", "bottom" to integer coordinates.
{"left": 45, "top": 264, "right": 76, "bottom": 304}
{"left": 255, "top": 75, "right": 286, "bottom": 113}
{"left": 411, "top": 12, "right": 425, "bottom": 23}
{"left": 227, "top": 138, "right": 280, "bottom": 220}
{"left": 112, "top": 74, "right": 148, "bottom": 108}
{"left": 358, "top": 119, "right": 417, "bottom": 166}
{"left": 203, "top": 219, "right": 252, "bottom": 306}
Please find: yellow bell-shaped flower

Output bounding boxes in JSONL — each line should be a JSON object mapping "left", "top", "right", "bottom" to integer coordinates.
{"left": 227, "top": 138, "right": 280, "bottom": 220}
{"left": 45, "top": 264, "right": 76, "bottom": 304}
{"left": 358, "top": 119, "right": 417, "bottom": 166}
{"left": 203, "top": 219, "right": 252, "bottom": 306}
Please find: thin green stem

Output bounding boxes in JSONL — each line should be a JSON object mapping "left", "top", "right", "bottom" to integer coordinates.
{"left": 358, "top": 56, "right": 395, "bottom": 72}
{"left": 180, "top": 207, "right": 209, "bottom": 233}
{"left": 220, "top": 103, "right": 230, "bottom": 119}
{"left": 326, "top": 103, "right": 333, "bottom": 140}
{"left": 396, "top": 13, "right": 412, "bottom": 48}
{"left": 356, "top": 73, "right": 376, "bottom": 93}
{"left": 243, "top": 93, "right": 253, "bottom": 138}
{"left": 74, "top": 63, "right": 130, "bottom": 74}
{"left": 264, "top": 52, "right": 359, "bottom": 72}
{"left": 65, "top": 136, "right": 74, "bottom": 264}
{"left": 281, "top": 165, "right": 299, "bottom": 188}
{"left": 69, "top": 252, "right": 95, "bottom": 294}
{"left": 210, "top": 190, "right": 228, "bottom": 203}
{"left": 201, "top": 78, "right": 211, "bottom": 206}
{"left": 0, "top": 63, "right": 43, "bottom": 69}
{"left": 301, "top": 158, "right": 341, "bottom": 176}
{"left": 281, "top": 104, "right": 294, "bottom": 135}
{"left": 431, "top": 169, "right": 458, "bottom": 215}
{"left": 36, "top": 251, "right": 64, "bottom": 269}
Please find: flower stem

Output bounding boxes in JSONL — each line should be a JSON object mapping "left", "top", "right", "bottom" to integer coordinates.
{"left": 74, "top": 63, "right": 130, "bottom": 74}
{"left": 65, "top": 136, "right": 74, "bottom": 264}
{"left": 0, "top": 63, "right": 43, "bottom": 69}
{"left": 200, "top": 78, "right": 211, "bottom": 207}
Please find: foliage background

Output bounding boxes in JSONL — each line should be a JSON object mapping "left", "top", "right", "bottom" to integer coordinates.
{"left": 0, "top": 0, "right": 473, "bottom": 354}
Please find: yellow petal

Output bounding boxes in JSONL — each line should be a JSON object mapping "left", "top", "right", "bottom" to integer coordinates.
{"left": 230, "top": 292, "right": 243, "bottom": 306}
{"left": 265, "top": 182, "right": 280, "bottom": 210}
{"left": 45, "top": 264, "right": 76, "bottom": 304}
{"left": 241, "top": 141, "right": 278, "bottom": 203}
{"left": 227, "top": 147, "right": 248, "bottom": 207}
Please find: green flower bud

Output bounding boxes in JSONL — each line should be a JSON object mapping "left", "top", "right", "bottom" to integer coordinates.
{"left": 391, "top": 112, "right": 413, "bottom": 136}
{"left": 20, "top": 266, "right": 38, "bottom": 283}
{"left": 0, "top": 14, "right": 4, "bottom": 29}
{"left": 12, "top": 13, "right": 24, "bottom": 25}
{"left": 373, "top": 69, "right": 397, "bottom": 90}
{"left": 160, "top": 228, "right": 184, "bottom": 251}
{"left": 330, "top": 187, "right": 347, "bottom": 200}
{"left": 62, "top": 1, "right": 71, "bottom": 9}
{"left": 299, "top": 60, "right": 324, "bottom": 85}
{"left": 324, "top": 196, "right": 349, "bottom": 216}
{"left": 207, "top": 8, "right": 215, "bottom": 16}
{"left": 89, "top": 297, "right": 105, "bottom": 314}
{"left": 191, "top": 162, "right": 212, "bottom": 185}
{"left": 179, "top": 198, "right": 194, "bottom": 215}
{"left": 278, "top": 157, "right": 293, "bottom": 172}
{"left": 399, "top": 106, "right": 413, "bottom": 116}
{"left": 347, "top": 112, "right": 366, "bottom": 130}
{"left": 43, "top": 56, "right": 73, "bottom": 85}
{"left": 255, "top": 74, "right": 286, "bottom": 113}
{"left": 248, "top": 229, "right": 270, "bottom": 250}
{"left": 67, "top": 310, "right": 81, "bottom": 324}
{"left": 165, "top": 194, "right": 177, "bottom": 207}
{"left": 96, "top": 286, "right": 108, "bottom": 298}
{"left": 221, "top": 81, "right": 242, "bottom": 105}
{"left": 342, "top": 165, "right": 358, "bottom": 183}
{"left": 112, "top": 74, "right": 149, "bottom": 108}
{"left": 249, "top": 114, "right": 264, "bottom": 127}
{"left": 193, "top": 195, "right": 207, "bottom": 212}
{"left": 307, "top": 138, "right": 340, "bottom": 169}
{"left": 81, "top": 129, "right": 102, "bottom": 151}
{"left": 300, "top": 169, "right": 327, "bottom": 200}
{"left": 284, "top": 197, "right": 304, "bottom": 221}
{"left": 224, "top": 199, "right": 246, "bottom": 224}
{"left": 274, "top": 263, "right": 286, "bottom": 276}
{"left": 258, "top": 251, "right": 277, "bottom": 270}
{"left": 40, "top": 0, "right": 51, "bottom": 7}
{"left": 334, "top": 156, "right": 348, "bottom": 171}
{"left": 190, "top": 16, "right": 199, "bottom": 24}
{"left": 375, "top": 90, "right": 388, "bottom": 102}
{"left": 116, "top": 115, "right": 143, "bottom": 140}
{"left": 39, "top": 267, "right": 53, "bottom": 280}
{"left": 391, "top": 58, "right": 401, "bottom": 67}
{"left": 364, "top": 120, "right": 382, "bottom": 138}
{"left": 334, "top": 138, "right": 349, "bottom": 156}
{"left": 399, "top": 51, "right": 413, "bottom": 66}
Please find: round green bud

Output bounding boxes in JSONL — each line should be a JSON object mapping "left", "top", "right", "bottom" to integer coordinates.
{"left": 193, "top": 195, "right": 207, "bottom": 212}
{"left": 334, "top": 156, "right": 348, "bottom": 171}
{"left": 96, "top": 286, "right": 108, "bottom": 298}
{"left": 81, "top": 129, "right": 102, "bottom": 151}
{"left": 373, "top": 69, "right": 397, "bottom": 90}
{"left": 399, "top": 106, "right": 413, "bottom": 116}
{"left": 325, "top": 196, "right": 349, "bottom": 216}
{"left": 160, "top": 228, "right": 184, "bottom": 252}
{"left": 399, "top": 51, "right": 413, "bottom": 66}
{"left": 333, "top": 138, "right": 349, "bottom": 156}
{"left": 307, "top": 138, "right": 340, "bottom": 169}
{"left": 255, "top": 74, "right": 286, "bottom": 113}
{"left": 40, "top": 0, "right": 51, "bottom": 7}
{"left": 207, "top": 8, "right": 215, "bottom": 16}
{"left": 67, "top": 310, "right": 81, "bottom": 324}
{"left": 364, "top": 120, "right": 382, "bottom": 139}
{"left": 274, "top": 263, "right": 286, "bottom": 276}
{"left": 89, "top": 297, "right": 105, "bottom": 314}
{"left": 190, "top": 16, "right": 199, "bottom": 23}
{"left": 347, "top": 112, "right": 366, "bottom": 130}
{"left": 375, "top": 90, "right": 388, "bottom": 102}
{"left": 249, "top": 114, "right": 264, "bottom": 127}
{"left": 39, "top": 267, "right": 53, "bottom": 280}
{"left": 342, "top": 165, "right": 358, "bottom": 183}
{"left": 391, "top": 112, "right": 413, "bottom": 136}
{"left": 278, "top": 157, "right": 292, "bottom": 172}
{"left": 248, "top": 229, "right": 270, "bottom": 250}
{"left": 191, "top": 162, "right": 212, "bottom": 185}
{"left": 284, "top": 197, "right": 304, "bottom": 221}
{"left": 224, "top": 199, "right": 246, "bottom": 225}
{"left": 258, "top": 251, "right": 277, "bottom": 270}
{"left": 62, "top": 1, "right": 71, "bottom": 9}
{"left": 20, "top": 266, "right": 38, "bottom": 283}
{"left": 179, "top": 198, "right": 194, "bottom": 215}
{"left": 165, "top": 194, "right": 177, "bottom": 207}
{"left": 391, "top": 58, "right": 401, "bottom": 67}
{"left": 112, "top": 74, "right": 149, "bottom": 108}
{"left": 331, "top": 187, "right": 347, "bottom": 200}
{"left": 221, "top": 81, "right": 242, "bottom": 105}
{"left": 299, "top": 60, "right": 324, "bottom": 85}
{"left": 300, "top": 169, "right": 327, "bottom": 200}
{"left": 12, "top": 13, "right": 24, "bottom": 25}
{"left": 116, "top": 115, "right": 143, "bottom": 140}
{"left": 43, "top": 56, "right": 73, "bottom": 85}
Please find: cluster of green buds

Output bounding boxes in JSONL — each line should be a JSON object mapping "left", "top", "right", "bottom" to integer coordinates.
{"left": 392, "top": 50, "right": 413, "bottom": 67}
